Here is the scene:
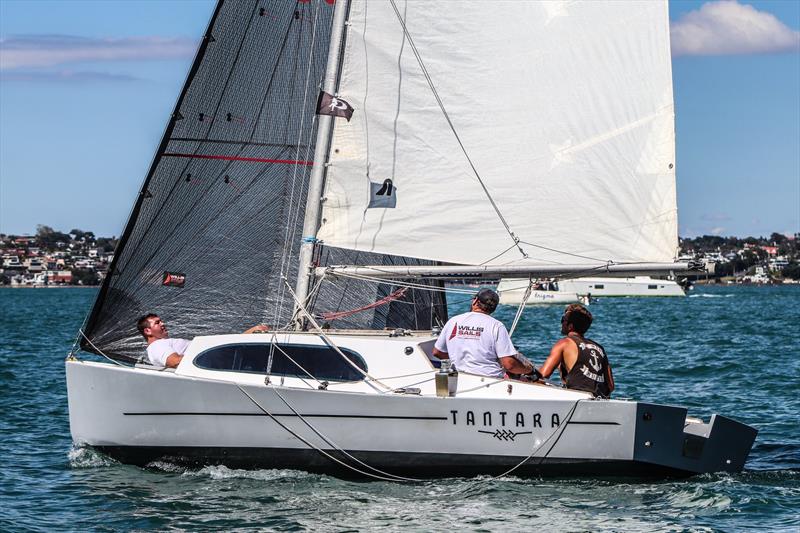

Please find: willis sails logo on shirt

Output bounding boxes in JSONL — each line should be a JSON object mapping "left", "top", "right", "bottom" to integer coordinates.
{"left": 449, "top": 322, "right": 484, "bottom": 340}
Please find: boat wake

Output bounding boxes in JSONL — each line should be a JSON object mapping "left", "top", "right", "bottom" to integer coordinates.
{"left": 68, "top": 446, "right": 117, "bottom": 468}
{"left": 689, "top": 294, "right": 735, "bottom": 298}
{"left": 144, "top": 462, "right": 324, "bottom": 482}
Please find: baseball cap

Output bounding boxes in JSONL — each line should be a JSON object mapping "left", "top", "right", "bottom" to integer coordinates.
{"left": 476, "top": 288, "right": 500, "bottom": 308}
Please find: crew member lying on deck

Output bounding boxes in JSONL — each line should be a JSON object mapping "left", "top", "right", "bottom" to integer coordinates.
{"left": 136, "top": 313, "right": 269, "bottom": 368}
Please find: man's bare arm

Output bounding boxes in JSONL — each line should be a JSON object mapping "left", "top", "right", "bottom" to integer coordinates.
{"left": 538, "top": 339, "right": 568, "bottom": 379}
{"left": 432, "top": 347, "right": 449, "bottom": 359}
{"left": 606, "top": 362, "right": 615, "bottom": 392}
{"left": 499, "top": 355, "right": 533, "bottom": 375}
{"left": 244, "top": 324, "right": 269, "bottom": 334}
{"left": 165, "top": 353, "right": 183, "bottom": 368}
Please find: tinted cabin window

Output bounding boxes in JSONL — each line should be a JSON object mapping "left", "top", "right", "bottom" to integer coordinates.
{"left": 648, "top": 285, "right": 658, "bottom": 289}
{"left": 195, "top": 343, "right": 367, "bottom": 381}
{"left": 594, "top": 284, "right": 604, "bottom": 289}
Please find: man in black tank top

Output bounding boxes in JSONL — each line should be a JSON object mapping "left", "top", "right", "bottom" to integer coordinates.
{"left": 537, "top": 304, "right": 614, "bottom": 398}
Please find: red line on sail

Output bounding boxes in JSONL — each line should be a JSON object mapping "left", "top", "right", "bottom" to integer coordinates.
{"left": 163, "top": 152, "right": 313, "bottom": 166}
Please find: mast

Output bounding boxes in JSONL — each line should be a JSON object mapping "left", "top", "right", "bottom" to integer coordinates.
{"left": 293, "top": 0, "right": 351, "bottom": 328}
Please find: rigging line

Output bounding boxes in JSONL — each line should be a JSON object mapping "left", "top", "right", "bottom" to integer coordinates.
{"left": 478, "top": 243, "right": 520, "bottom": 267}
{"left": 270, "top": 377, "right": 582, "bottom": 483}
{"left": 275, "top": 1, "right": 323, "bottom": 326}
{"left": 283, "top": 280, "right": 393, "bottom": 392}
{"left": 318, "top": 288, "right": 407, "bottom": 320}
{"left": 265, "top": 338, "right": 324, "bottom": 388}
{"left": 388, "top": 376, "right": 435, "bottom": 391}
{"left": 375, "top": 369, "right": 436, "bottom": 380}
{"left": 76, "top": 330, "right": 128, "bottom": 367}
{"left": 488, "top": 398, "right": 583, "bottom": 480}
{"left": 508, "top": 279, "right": 533, "bottom": 338}
{"left": 270, "top": 387, "right": 424, "bottom": 482}
{"left": 517, "top": 240, "right": 609, "bottom": 263}
{"left": 236, "top": 384, "right": 407, "bottom": 482}
{"left": 387, "top": 0, "right": 527, "bottom": 260}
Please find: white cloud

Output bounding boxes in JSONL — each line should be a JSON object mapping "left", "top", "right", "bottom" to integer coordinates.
{"left": 0, "top": 70, "right": 138, "bottom": 82}
{"left": 0, "top": 34, "right": 197, "bottom": 70}
{"left": 710, "top": 226, "right": 726, "bottom": 235}
{"left": 671, "top": 0, "right": 800, "bottom": 56}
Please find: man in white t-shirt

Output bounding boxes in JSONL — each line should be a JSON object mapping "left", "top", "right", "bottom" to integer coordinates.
{"left": 136, "top": 313, "right": 269, "bottom": 368}
{"left": 432, "top": 289, "right": 534, "bottom": 378}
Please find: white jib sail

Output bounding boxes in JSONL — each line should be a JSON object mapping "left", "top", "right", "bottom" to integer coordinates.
{"left": 317, "top": 0, "right": 677, "bottom": 267}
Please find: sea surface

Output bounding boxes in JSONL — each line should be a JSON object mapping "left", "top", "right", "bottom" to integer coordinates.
{"left": 1, "top": 285, "right": 798, "bottom": 532}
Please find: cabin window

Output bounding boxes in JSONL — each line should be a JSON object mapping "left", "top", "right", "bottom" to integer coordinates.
{"left": 593, "top": 284, "right": 604, "bottom": 289}
{"left": 648, "top": 285, "right": 658, "bottom": 289}
{"left": 194, "top": 343, "right": 367, "bottom": 381}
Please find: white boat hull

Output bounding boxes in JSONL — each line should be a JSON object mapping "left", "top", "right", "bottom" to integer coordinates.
{"left": 497, "top": 279, "right": 581, "bottom": 306}
{"left": 66, "top": 354, "right": 756, "bottom": 478}
{"left": 558, "top": 277, "right": 685, "bottom": 297}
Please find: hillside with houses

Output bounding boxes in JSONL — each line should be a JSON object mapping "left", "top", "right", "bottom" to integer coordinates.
{"left": 679, "top": 232, "right": 800, "bottom": 283}
{"left": 1, "top": 226, "right": 116, "bottom": 286}
{"left": 1, "top": 226, "right": 798, "bottom": 287}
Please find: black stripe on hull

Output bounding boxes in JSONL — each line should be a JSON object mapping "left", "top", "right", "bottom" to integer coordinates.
{"left": 122, "top": 412, "right": 448, "bottom": 421}
{"left": 93, "top": 445, "right": 695, "bottom": 479}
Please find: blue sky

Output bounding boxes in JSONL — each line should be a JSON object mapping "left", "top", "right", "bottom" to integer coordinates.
{"left": 1, "top": 0, "right": 798, "bottom": 240}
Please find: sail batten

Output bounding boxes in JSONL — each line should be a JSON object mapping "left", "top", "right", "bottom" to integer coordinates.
{"left": 317, "top": 0, "right": 678, "bottom": 266}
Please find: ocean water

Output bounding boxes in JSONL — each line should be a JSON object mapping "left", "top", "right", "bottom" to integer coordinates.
{"left": 1, "top": 285, "right": 798, "bottom": 532}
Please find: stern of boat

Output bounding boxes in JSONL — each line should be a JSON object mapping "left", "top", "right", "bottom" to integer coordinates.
{"left": 632, "top": 402, "right": 757, "bottom": 475}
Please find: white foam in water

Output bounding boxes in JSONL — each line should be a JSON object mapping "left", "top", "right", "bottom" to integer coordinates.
{"left": 689, "top": 294, "right": 735, "bottom": 298}
{"left": 184, "top": 465, "right": 320, "bottom": 481}
{"left": 145, "top": 460, "right": 188, "bottom": 473}
{"left": 68, "top": 446, "right": 117, "bottom": 468}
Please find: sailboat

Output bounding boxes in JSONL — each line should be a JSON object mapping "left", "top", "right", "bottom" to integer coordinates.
{"left": 66, "top": 0, "right": 756, "bottom": 478}
{"left": 496, "top": 275, "right": 686, "bottom": 305}
{"left": 496, "top": 278, "right": 583, "bottom": 306}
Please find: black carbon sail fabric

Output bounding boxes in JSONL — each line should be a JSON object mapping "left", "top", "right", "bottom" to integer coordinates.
{"left": 80, "top": 0, "right": 446, "bottom": 362}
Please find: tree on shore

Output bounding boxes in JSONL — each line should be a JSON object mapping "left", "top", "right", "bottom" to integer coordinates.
{"left": 71, "top": 268, "right": 100, "bottom": 286}
{"left": 35, "top": 225, "right": 71, "bottom": 247}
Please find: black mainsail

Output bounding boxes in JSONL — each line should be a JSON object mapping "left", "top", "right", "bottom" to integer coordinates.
{"left": 80, "top": 0, "right": 445, "bottom": 363}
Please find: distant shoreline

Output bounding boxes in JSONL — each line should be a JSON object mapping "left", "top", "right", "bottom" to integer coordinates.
{"left": 0, "top": 285, "right": 98, "bottom": 289}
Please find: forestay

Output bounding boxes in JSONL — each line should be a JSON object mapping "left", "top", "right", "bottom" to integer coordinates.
{"left": 318, "top": 0, "right": 678, "bottom": 267}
